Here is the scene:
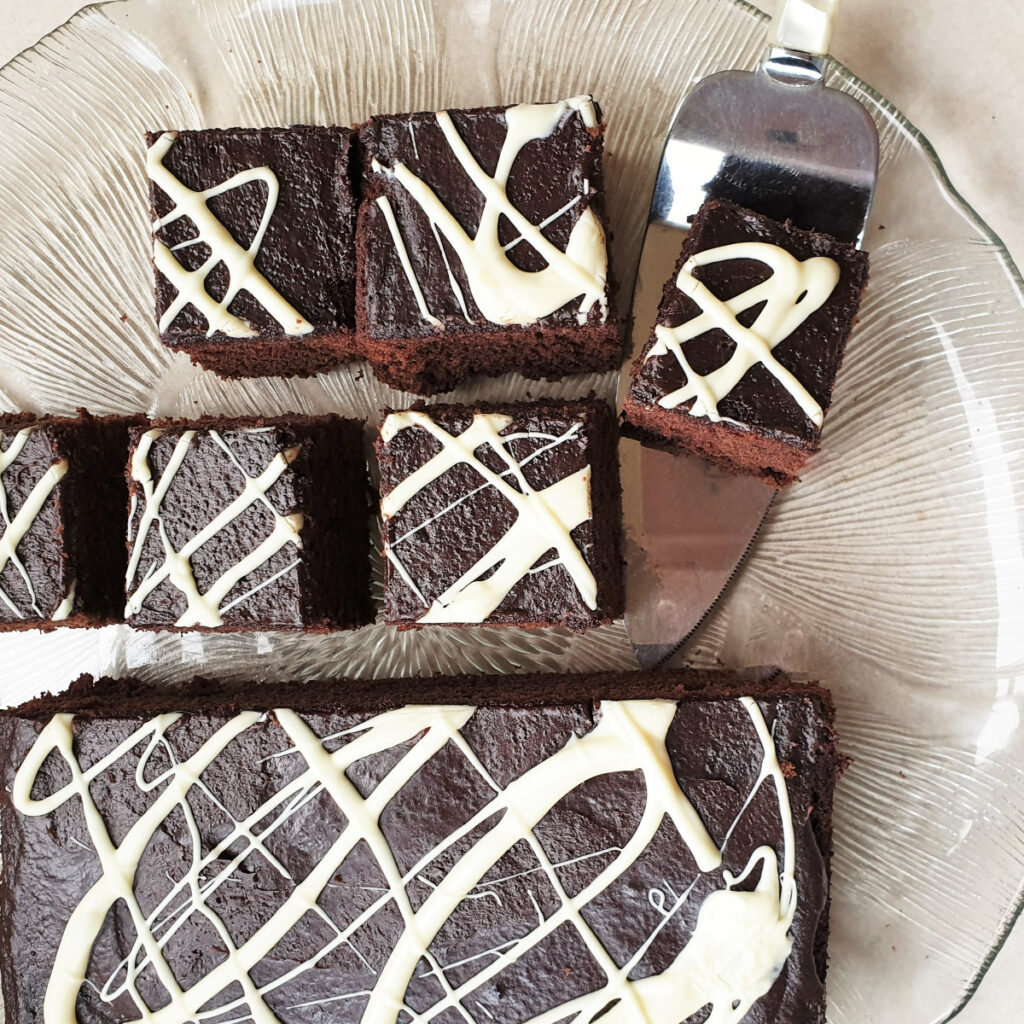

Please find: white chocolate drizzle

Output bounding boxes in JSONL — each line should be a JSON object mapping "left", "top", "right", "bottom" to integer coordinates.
{"left": 13, "top": 696, "right": 798, "bottom": 1024}
{"left": 51, "top": 581, "right": 76, "bottom": 621}
{"left": 0, "top": 427, "right": 69, "bottom": 620}
{"left": 147, "top": 131, "right": 314, "bottom": 339}
{"left": 12, "top": 700, "right": 802, "bottom": 1024}
{"left": 381, "top": 410, "right": 596, "bottom": 623}
{"left": 125, "top": 427, "right": 303, "bottom": 628}
{"left": 372, "top": 96, "right": 608, "bottom": 329}
{"left": 373, "top": 189, "right": 442, "bottom": 329}
{"left": 646, "top": 241, "right": 840, "bottom": 428}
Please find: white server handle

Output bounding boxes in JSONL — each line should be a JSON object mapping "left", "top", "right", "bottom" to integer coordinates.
{"left": 769, "top": 0, "right": 839, "bottom": 56}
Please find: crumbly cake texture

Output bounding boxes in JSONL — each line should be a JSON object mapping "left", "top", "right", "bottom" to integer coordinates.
{"left": 0, "top": 411, "right": 137, "bottom": 630}
{"left": 376, "top": 398, "right": 624, "bottom": 629}
{"left": 623, "top": 199, "right": 870, "bottom": 486}
{"left": 0, "top": 667, "right": 843, "bottom": 1024}
{"left": 124, "top": 414, "right": 371, "bottom": 632}
{"left": 357, "top": 97, "right": 621, "bottom": 395}
{"left": 146, "top": 127, "right": 359, "bottom": 379}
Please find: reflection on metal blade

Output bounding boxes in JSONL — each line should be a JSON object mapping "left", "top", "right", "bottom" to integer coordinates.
{"left": 621, "top": 439, "right": 775, "bottom": 669}
{"left": 620, "top": 219, "right": 777, "bottom": 669}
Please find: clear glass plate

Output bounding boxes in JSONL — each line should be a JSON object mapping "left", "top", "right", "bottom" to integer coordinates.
{"left": 0, "top": 0, "right": 1022, "bottom": 1021}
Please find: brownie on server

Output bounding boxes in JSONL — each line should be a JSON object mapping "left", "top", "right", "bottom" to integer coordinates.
{"left": 0, "top": 668, "right": 842, "bottom": 1024}
{"left": 124, "top": 414, "right": 371, "bottom": 631}
{"left": 145, "top": 127, "right": 360, "bottom": 379}
{"left": 623, "top": 198, "right": 870, "bottom": 486}
{"left": 357, "top": 96, "right": 620, "bottom": 395}
{"left": 376, "top": 398, "right": 624, "bottom": 630}
{"left": 0, "top": 411, "right": 137, "bottom": 630}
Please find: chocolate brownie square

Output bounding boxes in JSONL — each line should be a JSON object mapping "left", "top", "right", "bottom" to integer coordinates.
{"left": 623, "top": 199, "right": 870, "bottom": 485}
{"left": 357, "top": 96, "right": 620, "bottom": 394}
{"left": 0, "top": 412, "right": 135, "bottom": 629}
{"left": 0, "top": 667, "right": 843, "bottom": 1024}
{"left": 124, "top": 414, "right": 370, "bottom": 631}
{"left": 146, "top": 127, "right": 359, "bottom": 379}
{"left": 376, "top": 398, "right": 623, "bottom": 629}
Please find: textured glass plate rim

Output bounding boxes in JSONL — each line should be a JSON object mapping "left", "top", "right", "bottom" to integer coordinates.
{"left": 0, "top": 1, "right": 1021, "bottom": 1021}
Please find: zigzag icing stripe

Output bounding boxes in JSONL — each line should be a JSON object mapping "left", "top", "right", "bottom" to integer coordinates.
{"left": 647, "top": 241, "right": 840, "bottom": 428}
{"left": 148, "top": 131, "right": 313, "bottom": 339}
{"left": 373, "top": 96, "right": 608, "bottom": 329}
{"left": 0, "top": 427, "right": 71, "bottom": 619}
{"left": 381, "top": 410, "right": 596, "bottom": 623}
{"left": 125, "top": 427, "right": 303, "bottom": 627}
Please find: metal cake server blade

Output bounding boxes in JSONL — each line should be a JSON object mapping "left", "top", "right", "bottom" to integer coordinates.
{"left": 621, "top": 0, "right": 878, "bottom": 670}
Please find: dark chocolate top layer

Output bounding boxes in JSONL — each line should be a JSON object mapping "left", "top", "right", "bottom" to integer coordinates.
{"left": 358, "top": 101, "right": 607, "bottom": 337}
{"left": 628, "top": 199, "right": 869, "bottom": 446}
{"left": 0, "top": 419, "right": 69, "bottom": 621}
{"left": 125, "top": 415, "right": 364, "bottom": 630}
{"left": 1, "top": 669, "right": 840, "bottom": 1024}
{"left": 0, "top": 412, "right": 136, "bottom": 625}
{"left": 147, "top": 127, "right": 357, "bottom": 342}
{"left": 377, "top": 399, "right": 619, "bottom": 628}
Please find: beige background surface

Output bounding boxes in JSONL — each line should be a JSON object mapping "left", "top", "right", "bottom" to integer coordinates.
{"left": 2, "top": 0, "right": 1023, "bottom": 1018}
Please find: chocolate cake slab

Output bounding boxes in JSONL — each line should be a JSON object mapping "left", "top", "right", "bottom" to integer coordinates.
{"left": 357, "top": 96, "right": 620, "bottom": 395}
{"left": 146, "top": 127, "right": 359, "bottom": 379}
{"left": 0, "top": 411, "right": 136, "bottom": 630}
{"left": 623, "top": 199, "right": 870, "bottom": 486}
{"left": 0, "top": 668, "right": 843, "bottom": 1024}
{"left": 376, "top": 398, "right": 624, "bottom": 629}
{"left": 124, "top": 415, "right": 371, "bottom": 631}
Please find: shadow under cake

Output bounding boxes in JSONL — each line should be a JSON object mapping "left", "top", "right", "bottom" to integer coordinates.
{"left": 146, "top": 127, "right": 360, "bottom": 379}
{"left": 623, "top": 199, "right": 870, "bottom": 486}
{"left": 124, "top": 414, "right": 371, "bottom": 631}
{"left": 356, "top": 96, "right": 621, "bottom": 395}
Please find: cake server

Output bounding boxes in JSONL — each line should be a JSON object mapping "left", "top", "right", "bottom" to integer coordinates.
{"left": 621, "top": 0, "right": 877, "bottom": 670}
